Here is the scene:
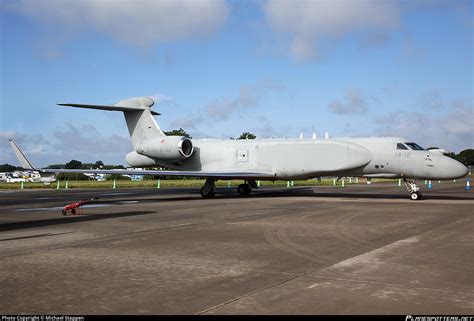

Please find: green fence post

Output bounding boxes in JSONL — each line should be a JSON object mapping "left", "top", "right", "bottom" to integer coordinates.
{"left": 287, "top": 181, "right": 290, "bottom": 188}
{"left": 113, "top": 179, "right": 116, "bottom": 189}
{"left": 20, "top": 181, "right": 24, "bottom": 190}
{"left": 157, "top": 179, "right": 161, "bottom": 189}
{"left": 65, "top": 180, "right": 69, "bottom": 189}
{"left": 56, "top": 180, "right": 60, "bottom": 190}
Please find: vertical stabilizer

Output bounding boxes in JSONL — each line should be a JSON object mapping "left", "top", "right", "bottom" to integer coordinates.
{"left": 117, "top": 97, "right": 166, "bottom": 149}
{"left": 59, "top": 96, "right": 165, "bottom": 151}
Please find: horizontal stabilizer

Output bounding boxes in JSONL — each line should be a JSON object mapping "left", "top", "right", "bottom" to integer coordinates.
{"left": 58, "top": 103, "right": 161, "bottom": 115}
{"left": 59, "top": 97, "right": 160, "bottom": 115}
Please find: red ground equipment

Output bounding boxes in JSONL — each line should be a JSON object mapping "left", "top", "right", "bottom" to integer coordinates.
{"left": 62, "top": 197, "right": 99, "bottom": 216}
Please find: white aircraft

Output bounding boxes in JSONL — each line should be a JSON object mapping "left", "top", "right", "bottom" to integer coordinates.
{"left": 10, "top": 96, "right": 468, "bottom": 200}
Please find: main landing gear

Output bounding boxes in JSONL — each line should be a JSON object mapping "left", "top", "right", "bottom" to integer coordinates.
{"left": 200, "top": 178, "right": 216, "bottom": 198}
{"left": 238, "top": 180, "right": 257, "bottom": 196}
{"left": 200, "top": 179, "right": 257, "bottom": 198}
{"left": 404, "top": 178, "right": 422, "bottom": 201}
{"left": 237, "top": 183, "right": 251, "bottom": 196}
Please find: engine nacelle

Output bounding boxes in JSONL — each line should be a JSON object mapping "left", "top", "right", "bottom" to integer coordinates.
{"left": 137, "top": 136, "right": 194, "bottom": 161}
{"left": 125, "top": 151, "right": 161, "bottom": 167}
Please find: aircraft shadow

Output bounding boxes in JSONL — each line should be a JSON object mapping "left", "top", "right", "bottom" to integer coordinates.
{"left": 115, "top": 187, "right": 473, "bottom": 202}
{"left": 0, "top": 210, "right": 155, "bottom": 232}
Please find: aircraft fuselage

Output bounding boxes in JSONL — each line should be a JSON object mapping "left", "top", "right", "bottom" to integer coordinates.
{"left": 126, "top": 136, "right": 468, "bottom": 181}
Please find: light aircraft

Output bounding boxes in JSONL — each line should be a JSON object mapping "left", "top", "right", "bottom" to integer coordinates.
{"left": 9, "top": 96, "right": 468, "bottom": 200}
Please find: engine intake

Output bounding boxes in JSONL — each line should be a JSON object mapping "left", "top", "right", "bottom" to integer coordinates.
{"left": 138, "top": 136, "right": 194, "bottom": 161}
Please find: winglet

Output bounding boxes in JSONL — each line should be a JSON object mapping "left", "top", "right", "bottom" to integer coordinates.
{"left": 8, "top": 139, "right": 36, "bottom": 170}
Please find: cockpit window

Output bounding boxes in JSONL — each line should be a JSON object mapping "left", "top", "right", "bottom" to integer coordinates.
{"left": 405, "top": 142, "right": 425, "bottom": 150}
{"left": 397, "top": 143, "right": 408, "bottom": 150}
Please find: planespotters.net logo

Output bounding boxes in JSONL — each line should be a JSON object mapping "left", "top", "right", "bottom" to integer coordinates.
{"left": 406, "top": 316, "right": 474, "bottom": 321}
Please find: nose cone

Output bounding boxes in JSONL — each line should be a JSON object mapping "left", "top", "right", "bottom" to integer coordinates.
{"left": 437, "top": 156, "right": 468, "bottom": 179}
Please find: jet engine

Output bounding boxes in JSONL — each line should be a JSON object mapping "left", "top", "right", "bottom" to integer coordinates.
{"left": 138, "top": 136, "right": 194, "bottom": 161}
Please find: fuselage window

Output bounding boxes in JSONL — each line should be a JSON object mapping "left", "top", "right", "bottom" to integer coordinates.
{"left": 405, "top": 142, "right": 425, "bottom": 151}
{"left": 397, "top": 143, "right": 408, "bottom": 150}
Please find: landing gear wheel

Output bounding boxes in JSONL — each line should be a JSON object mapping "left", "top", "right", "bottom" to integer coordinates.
{"left": 410, "top": 191, "right": 422, "bottom": 201}
{"left": 237, "top": 184, "right": 251, "bottom": 196}
{"left": 404, "top": 179, "right": 422, "bottom": 201}
{"left": 200, "top": 187, "right": 216, "bottom": 198}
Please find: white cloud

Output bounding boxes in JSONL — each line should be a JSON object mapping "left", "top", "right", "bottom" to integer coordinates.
{"left": 0, "top": 124, "right": 132, "bottom": 167}
{"left": 10, "top": 0, "right": 229, "bottom": 48}
{"left": 262, "top": 0, "right": 399, "bottom": 60}
{"left": 374, "top": 99, "right": 473, "bottom": 153}
{"left": 206, "top": 79, "right": 285, "bottom": 120}
{"left": 328, "top": 88, "right": 368, "bottom": 115}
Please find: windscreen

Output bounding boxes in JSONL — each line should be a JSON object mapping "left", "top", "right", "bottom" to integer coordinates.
{"left": 397, "top": 143, "right": 408, "bottom": 150}
{"left": 405, "top": 142, "right": 425, "bottom": 150}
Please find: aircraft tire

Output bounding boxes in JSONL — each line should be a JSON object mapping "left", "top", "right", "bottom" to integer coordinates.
{"left": 237, "top": 184, "right": 251, "bottom": 196}
{"left": 410, "top": 192, "right": 422, "bottom": 201}
{"left": 200, "top": 187, "right": 216, "bottom": 198}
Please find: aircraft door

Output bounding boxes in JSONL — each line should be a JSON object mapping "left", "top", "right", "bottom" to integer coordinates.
{"left": 383, "top": 142, "right": 399, "bottom": 173}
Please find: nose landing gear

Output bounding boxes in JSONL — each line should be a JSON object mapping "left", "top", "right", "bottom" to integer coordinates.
{"left": 404, "top": 178, "right": 422, "bottom": 200}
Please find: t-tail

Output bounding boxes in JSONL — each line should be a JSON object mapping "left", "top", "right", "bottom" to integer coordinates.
{"left": 58, "top": 96, "right": 166, "bottom": 151}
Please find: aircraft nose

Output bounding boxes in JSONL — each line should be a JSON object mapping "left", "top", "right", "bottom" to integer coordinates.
{"left": 437, "top": 156, "right": 468, "bottom": 179}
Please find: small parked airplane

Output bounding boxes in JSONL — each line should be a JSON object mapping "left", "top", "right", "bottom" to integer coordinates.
{"left": 9, "top": 96, "right": 468, "bottom": 200}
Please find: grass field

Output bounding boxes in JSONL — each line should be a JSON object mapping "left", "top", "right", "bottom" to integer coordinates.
{"left": 0, "top": 177, "right": 407, "bottom": 190}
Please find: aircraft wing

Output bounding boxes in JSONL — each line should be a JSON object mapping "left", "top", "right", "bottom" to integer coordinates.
{"left": 38, "top": 168, "right": 276, "bottom": 179}
{"left": 9, "top": 139, "right": 275, "bottom": 179}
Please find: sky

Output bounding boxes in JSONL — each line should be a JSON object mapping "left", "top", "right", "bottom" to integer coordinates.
{"left": 0, "top": 0, "right": 473, "bottom": 167}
